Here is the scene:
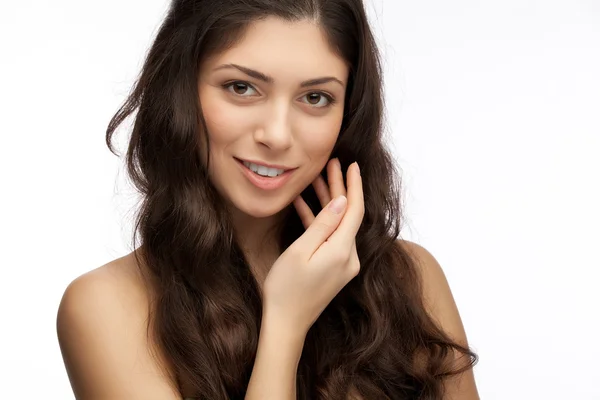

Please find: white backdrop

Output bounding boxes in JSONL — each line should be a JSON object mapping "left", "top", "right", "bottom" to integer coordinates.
{"left": 1, "top": 0, "right": 598, "bottom": 398}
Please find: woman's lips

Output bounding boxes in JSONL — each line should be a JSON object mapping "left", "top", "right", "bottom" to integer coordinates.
{"left": 235, "top": 158, "right": 296, "bottom": 191}
{"left": 235, "top": 157, "right": 295, "bottom": 171}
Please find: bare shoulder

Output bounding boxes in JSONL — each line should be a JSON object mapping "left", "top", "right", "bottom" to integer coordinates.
{"left": 56, "top": 251, "right": 181, "bottom": 400}
{"left": 397, "top": 239, "right": 462, "bottom": 328}
{"left": 396, "top": 239, "right": 480, "bottom": 400}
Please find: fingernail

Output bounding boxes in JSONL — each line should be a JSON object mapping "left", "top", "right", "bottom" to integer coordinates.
{"left": 355, "top": 162, "right": 360, "bottom": 176}
{"left": 328, "top": 195, "right": 347, "bottom": 214}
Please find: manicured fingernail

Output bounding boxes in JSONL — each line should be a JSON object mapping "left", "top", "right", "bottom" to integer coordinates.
{"left": 328, "top": 195, "right": 347, "bottom": 214}
{"left": 355, "top": 162, "right": 360, "bottom": 176}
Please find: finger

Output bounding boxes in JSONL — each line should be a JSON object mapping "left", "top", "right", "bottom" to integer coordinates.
{"left": 312, "top": 174, "right": 332, "bottom": 209}
{"left": 327, "top": 158, "right": 347, "bottom": 199}
{"left": 328, "top": 162, "right": 364, "bottom": 249}
{"left": 297, "top": 195, "right": 347, "bottom": 256}
{"left": 292, "top": 195, "right": 315, "bottom": 229}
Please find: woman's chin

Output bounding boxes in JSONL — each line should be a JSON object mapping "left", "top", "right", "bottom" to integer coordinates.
{"left": 235, "top": 199, "right": 292, "bottom": 219}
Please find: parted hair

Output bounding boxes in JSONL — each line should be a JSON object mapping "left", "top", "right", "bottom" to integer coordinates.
{"left": 105, "top": 0, "right": 478, "bottom": 398}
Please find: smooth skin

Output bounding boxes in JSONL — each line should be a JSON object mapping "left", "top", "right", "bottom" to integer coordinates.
{"left": 57, "top": 17, "right": 478, "bottom": 399}
{"left": 246, "top": 159, "right": 363, "bottom": 399}
{"left": 57, "top": 158, "right": 479, "bottom": 399}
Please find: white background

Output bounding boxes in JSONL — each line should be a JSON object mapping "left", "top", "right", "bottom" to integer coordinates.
{"left": 1, "top": 0, "right": 598, "bottom": 398}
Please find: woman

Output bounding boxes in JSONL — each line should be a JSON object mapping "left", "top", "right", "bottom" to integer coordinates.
{"left": 57, "top": 0, "right": 479, "bottom": 398}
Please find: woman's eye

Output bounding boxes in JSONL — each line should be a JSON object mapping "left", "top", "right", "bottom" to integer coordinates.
{"left": 301, "top": 92, "right": 335, "bottom": 108}
{"left": 223, "top": 81, "right": 258, "bottom": 97}
{"left": 222, "top": 81, "right": 336, "bottom": 109}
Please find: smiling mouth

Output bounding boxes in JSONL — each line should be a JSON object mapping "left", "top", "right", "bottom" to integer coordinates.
{"left": 235, "top": 157, "right": 296, "bottom": 190}
{"left": 234, "top": 157, "right": 296, "bottom": 172}
{"left": 235, "top": 158, "right": 288, "bottom": 178}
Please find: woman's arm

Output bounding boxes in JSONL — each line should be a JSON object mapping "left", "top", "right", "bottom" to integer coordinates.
{"left": 56, "top": 267, "right": 182, "bottom": 400}
{"left": 245, "top": 314, "right": 307, "bottom": 400}
{"left": 401, "top": 240, "right": 480, "bottom": 400}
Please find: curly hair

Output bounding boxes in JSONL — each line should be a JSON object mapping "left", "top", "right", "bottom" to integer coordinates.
{"left": 105, "top": 0, "right": 478, "bottom": 398}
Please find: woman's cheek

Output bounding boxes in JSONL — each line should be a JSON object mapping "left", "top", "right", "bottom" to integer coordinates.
{"left": 300, "top": 122, "right": 341, "bottom": 156}
{"left": 202, "top": 101, "right": 249, "bottom": 143}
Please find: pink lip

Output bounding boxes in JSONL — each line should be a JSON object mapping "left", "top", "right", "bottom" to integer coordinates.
{"left": 235, "top": 158, "right": 296, "bottom": 191}
{"left": 235, "top": 157, "right": 295, "bottom": 171}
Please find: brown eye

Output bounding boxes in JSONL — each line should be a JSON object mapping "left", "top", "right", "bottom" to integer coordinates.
{"left": 222, "top": 81, "right": 258, "bottom": 97}
{"left": 306, "top": 93, "right": 322, "bottom": 105}
{"left": 303, "top": 92, "right": 335, "bottom": 108}
{"left": 232, "top": 82, "right": 249, "bottom": 95}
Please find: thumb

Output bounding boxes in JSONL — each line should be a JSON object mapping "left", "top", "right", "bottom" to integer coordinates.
{"left": 298, "top": 195, "right": 347, "bottom": 255}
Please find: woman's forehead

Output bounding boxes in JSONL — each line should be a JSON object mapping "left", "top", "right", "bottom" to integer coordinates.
{"left": 200, "top": 16, "right": 349, "bottom": 86}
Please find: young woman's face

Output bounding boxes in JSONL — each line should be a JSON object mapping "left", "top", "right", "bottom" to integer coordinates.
{"left": 198, "top": 16, "right": 349, "bottom": 219}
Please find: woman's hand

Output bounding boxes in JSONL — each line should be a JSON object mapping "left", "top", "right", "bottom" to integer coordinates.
{"left": 261, "top": 158, "right": 364, "bottom": 335}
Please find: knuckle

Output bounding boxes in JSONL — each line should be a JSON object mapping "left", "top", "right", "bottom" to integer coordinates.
{"left": 328, "top": 252, "right": 345, "bottom": 265}
{"left": 335, "top": 250, "right": 352, "bottom": 265}
{"left": 288, "top": 246, "right": 303, "bottom": 258}
{"left": 313, "top": 221, "right": 333, "bottom": 234}
{"left": 345, "top": 266, "right": 359, "bottom": 279}
{"left": 347, "top": 252, "right": 360, "bottom": 269}
{"left": 348, "top": 260, "right": 361, "bottom": 277}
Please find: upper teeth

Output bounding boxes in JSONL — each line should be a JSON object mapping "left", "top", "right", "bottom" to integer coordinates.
{"left": 243, "top": 161, "right": 285, "bottom": 177}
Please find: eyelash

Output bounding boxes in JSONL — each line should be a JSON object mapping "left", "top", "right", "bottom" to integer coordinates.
{"left": 221, "top": 80, "right": 337, "bottom": 109}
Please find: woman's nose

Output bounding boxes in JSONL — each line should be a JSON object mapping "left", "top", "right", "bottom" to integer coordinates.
{"left": 253, "top": 107, "right": 293, "bottom": 151}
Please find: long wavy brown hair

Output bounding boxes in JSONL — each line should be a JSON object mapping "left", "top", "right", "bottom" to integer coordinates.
{"left": 105, "top": 0, "right": 478, "bottom": 398}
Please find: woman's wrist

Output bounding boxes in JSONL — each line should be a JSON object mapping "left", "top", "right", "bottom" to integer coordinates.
{"left": 245, "top": 314, "right": 307, "bottom": 399}
{"left": 258, "top": 312, "right": 308, "bottom": 355}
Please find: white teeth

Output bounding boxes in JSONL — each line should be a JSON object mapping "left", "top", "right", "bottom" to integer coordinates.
{"left": 243, "top": 161, "right": 285, "bottom": 177}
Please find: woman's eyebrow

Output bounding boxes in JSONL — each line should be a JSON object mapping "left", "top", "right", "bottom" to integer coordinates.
{"left": 213, "top": 63, "right": 345, "bottom": 88}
